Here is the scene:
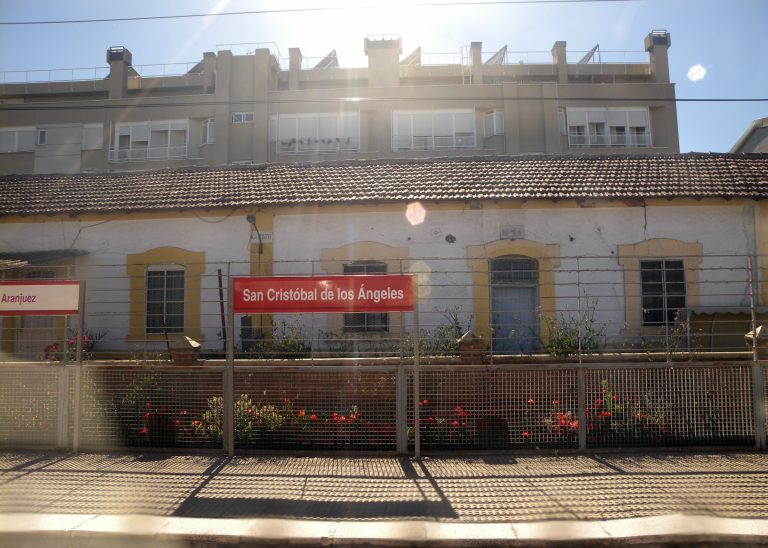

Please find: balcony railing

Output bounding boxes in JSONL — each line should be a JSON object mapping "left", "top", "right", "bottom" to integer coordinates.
{"left": 110, "top": 145, "right": 188, "bottom": 162}
{"left": 569, "top": 131, "right": 651, "bottom": 148}
{"left": 392, "top": 133, "right": 476, "bottom": 151}
{"left": 276, "top": 137, "right": 360, "bottom": 154}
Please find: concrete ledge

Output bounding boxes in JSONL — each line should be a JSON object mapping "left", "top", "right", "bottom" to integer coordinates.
{"left": 2, "top": 513, "right": 768, "bottom": 547}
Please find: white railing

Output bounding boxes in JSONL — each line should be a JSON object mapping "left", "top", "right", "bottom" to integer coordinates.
{"left": 277, "top": 137, "right": 360, "bottom": 154}
{"left": 110, "top": 145, "right": 188, "bottom": 162}
{"left": 392, "top": 134, "right": 476, "bottom": 151}
{"left": 0, "top": 61, "right": 201, "bottom": 85}
{"left": 0, "top": 67, "right": 110, "bottom": 84}
{"left": 568, "top": 131, "right": 651, "bottom": 148}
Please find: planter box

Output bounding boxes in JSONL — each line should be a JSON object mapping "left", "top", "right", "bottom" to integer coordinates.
{"left": 171, "top": 347, "right": 200, "bottom": 366}
{"left": 458, "top": 340, "right": 486, "bottom": 364}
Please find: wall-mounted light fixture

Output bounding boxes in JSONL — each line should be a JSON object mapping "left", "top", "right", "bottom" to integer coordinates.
{"left": 247, "top": 214, "right": 264, "bottom": 254}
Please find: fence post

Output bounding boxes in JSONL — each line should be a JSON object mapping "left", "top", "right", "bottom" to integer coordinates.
{"left": 56, "top": 366, "right": 69, "bottom": 450}
{"left": 577, "top": 367, "right": 587, "bottom": 451}
{"left": 396, "top": 364, "right": 407, "bottom": 454}
{"left": 72, "top": 280, "right": 86, "bottom": 452}
{"left": 225, "top": 266, "right": 235, "bottom": 456}
{"left": 396, "top": 260, "right": 407, "bottom": 454}
{"left": 748, "top": 256, "right": 766, "bottom": 449}
{"left": 412, "top": 279, "right": 421, "bottom": 458}
{"left": 576, "top": 258, "right": 583, "bottom": 365}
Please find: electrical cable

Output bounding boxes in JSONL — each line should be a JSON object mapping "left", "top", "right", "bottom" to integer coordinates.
{"left": 0, "top": 0, "right": 639, "bottom": 26}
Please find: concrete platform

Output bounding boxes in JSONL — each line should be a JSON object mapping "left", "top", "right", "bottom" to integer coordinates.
{"left": 1, "top": 451, "right": 767, "bottom": 546}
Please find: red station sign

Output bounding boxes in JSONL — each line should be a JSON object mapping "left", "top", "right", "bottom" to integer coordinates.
{"left": 233, "top": 275, "right": 414, "bottom": 314}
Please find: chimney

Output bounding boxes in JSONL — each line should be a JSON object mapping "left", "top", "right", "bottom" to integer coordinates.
{"left": 645, "top": 30, "right": 671, "bottom": 83}
{"left": 202, "top": 52, "right": 216, "bottom": 93}
{"left": 551, "top": 41, "right": 568, "bottom": 84}
{"left": 106, "top": 47, "right": 132, "bottom": 99}
{"left": 470, "top": 42, "right": 483, "bottom": 84}
{"left": 289, "top": 48, "right": 303, "bottom": 90}
{"left": 365, "top": 36, "right": 402, "bottom": 87}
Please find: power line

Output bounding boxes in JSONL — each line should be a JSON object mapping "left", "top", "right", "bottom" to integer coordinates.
{"left": 0, "top": 0, "right": 638, "bottom": 26}
{"left": 0, "top": 96, "right": 765, "bottom": 112}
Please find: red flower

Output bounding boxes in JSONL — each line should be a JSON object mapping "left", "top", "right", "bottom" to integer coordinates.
{"left": 455, "top": 406, "right": 462, "bottom": 411}
{"left": 193, "top": 420, "right": 199, "bottom": 426}
{"left": 174, "top": 419, "right": 181, "bottom": 426}
{"left": 246, "top": 407, "right": 253, "bottom": 414}
{"left": 594, "top": 398, "right": 603, "bottom": 407}
{"left": 340, "top": 416, "right": 347, "bottom": 422}
{"left": 527, "top": 398, "right": 535, "bottom": 405}
{"left": 146, "top": 402, "right": 151, "bottom": 408}
{"left": 522, "top": 431, "right": 530, "bottom": 438}
{"left": 310, "top": 414, "right": 317, "bottom": 421}
{"left": 179, "top": 410, "right": 187, "bottom": 416}
{"left": 298, "top": 409, "right": 306, "bottom": 417}
{"left": 145, "top": 412, "right": 151, "bottom": 420}
{"left": 428, "top": 416, "right": 434, "bottom": 422}
{"left": 598, "top": 410, "right": 612, "bottom": 418}
{"left": 569, "top": 420, "right": 579, "bottom": 430}
{"left": 139, "top": 427, "right": 148, "bottom": 434}
{"left": 452, "top": 420, "right": 459, "bottom": 427}
{"left": 552, "top": 398, "right": 559, "bottom": 405}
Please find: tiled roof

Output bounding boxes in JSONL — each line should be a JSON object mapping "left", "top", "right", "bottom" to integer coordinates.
{"left": 1, "top": 153, "right": 767, "bottom": 217}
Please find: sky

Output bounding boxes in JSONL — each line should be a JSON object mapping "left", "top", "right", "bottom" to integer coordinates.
{"left": 0, "top": 0, "right": 766, "bottom": 153}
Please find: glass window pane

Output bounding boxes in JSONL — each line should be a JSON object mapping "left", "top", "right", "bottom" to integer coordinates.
{"left": 453, "top": 112, "right": 475, "bottom": 134}
{"left": 0, "top": 131, "right": 14, "bottom": 152}
{"left": 17, "top": 130, "right": 35, "bottom": 151}
{"left": 412, "top": 113, "right": 431, "bottom": 136}
{"left": 433, "top": 112, "right": 452, "bottom": 136}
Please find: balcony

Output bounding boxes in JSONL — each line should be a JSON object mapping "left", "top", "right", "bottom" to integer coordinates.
{"left": 569, "top": 131, "right": 651, "bottom": 148}
{"left": 392, "top": 133, "right": 477, "bottom": 151}
{"left": 110, "top": 145, "right": 188, "bottom": 162}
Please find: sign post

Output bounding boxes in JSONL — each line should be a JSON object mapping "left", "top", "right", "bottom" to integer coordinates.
{"left": 0, "top": 280, "right": 83, "bottom": 451}
{"left": 232, "top": 274, "right": 417, "bottom": 455}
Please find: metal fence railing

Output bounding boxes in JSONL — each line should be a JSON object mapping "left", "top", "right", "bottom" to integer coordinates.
{"left": 0, "top": 362, "right": 765, "bottom": 454}
{"left": 2, "top": 254, "right": 763, "bottom": 363}
{"left": 2, "top": 253, "right": 768, "bottom": 453}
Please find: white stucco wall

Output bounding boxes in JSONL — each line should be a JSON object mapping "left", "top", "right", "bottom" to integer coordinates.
{"left": 0, "top": 200, "right": 757, "bottom": 354}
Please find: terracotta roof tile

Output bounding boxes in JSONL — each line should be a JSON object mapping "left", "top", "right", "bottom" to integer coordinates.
{"left": 1, "top": 153, "right": 767, "bottom": 217}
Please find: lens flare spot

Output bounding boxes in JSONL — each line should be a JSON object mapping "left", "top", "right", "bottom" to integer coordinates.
{"left": 405, "top": 202, "right": 426, "bottom": 225}
{"left": 408, "top": 261, "right": 432, "bottom": 298}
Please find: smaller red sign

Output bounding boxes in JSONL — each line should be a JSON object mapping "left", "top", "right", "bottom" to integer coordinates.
{"left": 233, "top": 275, "right": 413, "bottom": 313}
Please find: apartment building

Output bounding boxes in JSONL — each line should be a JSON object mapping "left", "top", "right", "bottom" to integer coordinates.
{"left": 0, "top": 31, "right": 677, "bottom": 175}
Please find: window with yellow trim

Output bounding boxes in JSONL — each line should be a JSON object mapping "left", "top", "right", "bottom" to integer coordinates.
{"left": 146, "top": 266, "right": 185, "bottom": 334}
{"left": 126, "top": 247, "right": 204, "bottom": 341}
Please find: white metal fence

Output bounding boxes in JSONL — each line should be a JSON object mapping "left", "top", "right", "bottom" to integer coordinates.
{"left": 1, "top": 253, "right": 767, "bottom": 453}
{"left": 0, "top": 362, "right": 764, "bottom": 453}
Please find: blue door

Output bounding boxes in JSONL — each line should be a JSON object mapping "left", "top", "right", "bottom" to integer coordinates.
{"left": 490, "top": 257, "right": 539, "bottom": 353}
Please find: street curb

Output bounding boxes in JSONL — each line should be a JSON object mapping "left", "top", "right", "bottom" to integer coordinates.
{"left": 2, "top": 512, "right": 768, "bottom": 547}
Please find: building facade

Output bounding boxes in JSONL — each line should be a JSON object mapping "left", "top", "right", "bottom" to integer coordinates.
{"left": 0, "top": 32, "right": 677, "bottom": 175}
{"left": 1, "top": 154, "right": 765, "bottom": 359}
